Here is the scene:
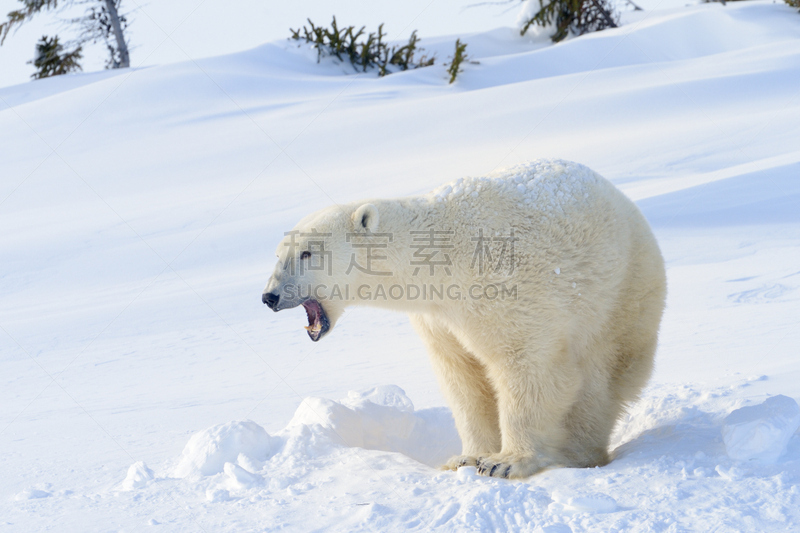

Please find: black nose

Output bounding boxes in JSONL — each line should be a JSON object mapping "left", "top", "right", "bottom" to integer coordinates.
{"left": 263, "top": 291, "right": 280, "bottom": 310}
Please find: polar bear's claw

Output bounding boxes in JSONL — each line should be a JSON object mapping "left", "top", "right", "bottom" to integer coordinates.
{"left": 489, "top": 463, "right": 510, "bottom": 478}
{"left": 475, "top": 457, "right": 506, "bottom": 478}
{"left": 476, "top": 455, "right": 543, "bottom": 479}
{"left": 442, "top": 454, "right": 478, "bottom": 470}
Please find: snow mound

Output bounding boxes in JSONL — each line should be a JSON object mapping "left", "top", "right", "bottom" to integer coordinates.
{"left": 172, "top": 385, "right": 459, "bottom": 485}
{"left": 722, "top": 395, "right": 800, "bottom": 463}
{"left": 173, "top": 420, "right": 272, "bottom": 478}
{"left": 121, "top": 461, "right": 155, "bottom": 490}
{"left": 285, "top": 385, "right": 460, "bottom": 467}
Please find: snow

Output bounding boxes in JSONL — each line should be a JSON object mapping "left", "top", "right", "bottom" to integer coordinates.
{"left": 285, "top": 386, "right": 460, "bottom": 467}
{"left": 722, "top": 395, "right": 800, "bottom": 463}
{"left": 2, "top": 0, "right": 800, "bottom": 530}
{"left": 173, "top": 419, "right": 273, "bottom": 478}
{"left": 0, "top": 1, "right": 524, "bottom": 87}
{"left": 550, "top": 490, "right": 618, "bottom": 513}
{"left": 13, "top": 489, "right": 52, "bottom": 501}
{"left": 121, "top": 461, "right": 155, "bottom": 491}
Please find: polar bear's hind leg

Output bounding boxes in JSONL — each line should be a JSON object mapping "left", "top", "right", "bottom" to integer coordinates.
{"left": 563, "top": 265, "right": 665, "bottom": 468}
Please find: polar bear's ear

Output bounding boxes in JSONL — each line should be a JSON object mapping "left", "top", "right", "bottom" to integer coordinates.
{"left": 352, "top": 203, "right": 379, "bottom": 232}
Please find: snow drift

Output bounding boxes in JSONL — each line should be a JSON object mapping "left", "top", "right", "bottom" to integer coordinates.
{"left": 2, "top": 0, "right": 800, "bottom": 531}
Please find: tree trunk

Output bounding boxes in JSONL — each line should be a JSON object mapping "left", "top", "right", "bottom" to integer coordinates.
{"left": 104, "top": 0, "right": 129, "bottom": 68}
{"left": 590, "top": 0, "right": 618, "bottom": 28}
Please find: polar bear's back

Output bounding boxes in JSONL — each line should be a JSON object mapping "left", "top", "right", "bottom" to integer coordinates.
{"left": 422, "top": 159, "right": 664, "bottom": 338}
{"left": 425, "top": 159, "right": 648, "bottom": 257}
{"left": 427, "top": 159, "right": 624, "bottom": 222}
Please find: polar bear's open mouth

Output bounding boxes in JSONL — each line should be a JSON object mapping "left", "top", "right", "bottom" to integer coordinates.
{"left": 302, "top": 299, "right": 330, "bottom": 342}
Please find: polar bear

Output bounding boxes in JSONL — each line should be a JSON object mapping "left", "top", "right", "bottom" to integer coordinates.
{"left": 262, "top": 159, "right": 666, "bottom": 479}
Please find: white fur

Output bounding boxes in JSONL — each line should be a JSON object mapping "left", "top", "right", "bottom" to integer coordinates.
{"left": 264, "top": 159, "right": 667, "bottom": 478}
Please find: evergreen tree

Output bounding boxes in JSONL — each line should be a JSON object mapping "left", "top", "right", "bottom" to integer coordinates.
{"left": 520, "top": 0, "right": 618, "bottom": 43}
{"left": 0, "top": 0, "right": 130, "bottom": 75}
{"left": 446, "top": 39, "right": 469, "bottom": 84}
{"left": 290, "top": 17, "right": 435, "bottom": 77}
{"left": 27, "top": 35, "right": 82, "bottom": 78}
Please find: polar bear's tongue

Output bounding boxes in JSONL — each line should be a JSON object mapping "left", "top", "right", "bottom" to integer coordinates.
{"left": 302, "top": 299, "right": 325, "bottom": 340}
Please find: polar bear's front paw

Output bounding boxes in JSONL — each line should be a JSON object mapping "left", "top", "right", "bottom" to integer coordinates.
{"left": 476, "top": 454, "right": 543, "bottom": 479}
{"left": 441, "top": 454, "right": 478, "bottom": 471}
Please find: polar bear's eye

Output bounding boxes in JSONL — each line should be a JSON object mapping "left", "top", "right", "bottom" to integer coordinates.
{"left": 300, "top": 251, "right": 311, "bottom": 260}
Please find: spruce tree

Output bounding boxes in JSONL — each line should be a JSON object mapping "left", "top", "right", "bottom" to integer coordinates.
{"left": 0, "top": 0, "right": 130, "bottom": 75}
{"left": 521, "top": 0, "right": 618, "bottom": 43}
{"left": 446, "top": 39, "right": 468, "bottom": 84}
{"left": 28, "top": 35, "right": 82, "bottom": 78}
{"left": 290, "top": 17, "right": 435, "bottom": 77}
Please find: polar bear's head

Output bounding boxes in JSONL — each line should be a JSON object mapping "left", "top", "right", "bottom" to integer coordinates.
{"left": 262, "top": 203, "right": 381, "bottom": 342}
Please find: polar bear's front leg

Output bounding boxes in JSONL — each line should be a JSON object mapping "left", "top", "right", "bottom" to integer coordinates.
{"left": 477, "top": 346, "right": 582, "bottom": 479}
{"left": 409, "top": 315, "right": 501, "bottom": 468}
